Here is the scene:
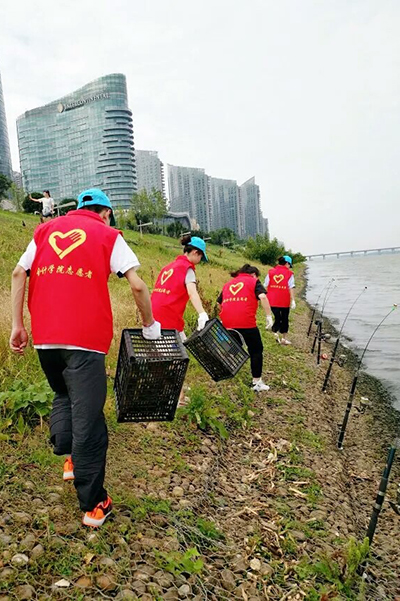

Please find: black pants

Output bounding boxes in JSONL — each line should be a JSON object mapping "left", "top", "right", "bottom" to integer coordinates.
{"left": 38, "top": 349, "right": 108, "bottom": 512}
{"left": 230, "top": 327, "right": 263, "bottom": 379}
{"left": 271, "top": 307, "right": 290, "bottom": 334}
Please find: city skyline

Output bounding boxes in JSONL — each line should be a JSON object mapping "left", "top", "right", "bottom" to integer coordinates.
{"left": 16, "top": 74, "right": 136, "bottom": 209}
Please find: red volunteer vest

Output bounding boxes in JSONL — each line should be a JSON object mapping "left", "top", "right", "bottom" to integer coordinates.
{"left": 151, "top": 255, "right": 195, "bottom": 331}
{"left": 28, "top": 210, "right": 120, "bottom": 353}
{"left": 220, "top": 274, "right": 259, "bottom": 329}
{"left": 267, "top": 265, "right": 291, "bottom": 308}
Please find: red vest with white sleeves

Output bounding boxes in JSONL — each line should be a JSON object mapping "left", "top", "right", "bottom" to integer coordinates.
{"left": 151, "top": 255, "right": 195, "bottom": 331}
{"left": 28, "top": 210, "right": 120, "bottom": 353}
{"left": 266, "top": 265, "right": 291, "bottom": 308}
{"left": 220, "top": 274, "right": 259, "bottom": 329}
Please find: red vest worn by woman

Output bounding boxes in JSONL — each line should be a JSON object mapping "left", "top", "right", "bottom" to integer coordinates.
{"left": 220, "top": 274, "right": 259, "bottom": 329}
{"left": 267, "top": 265, "right": 291, "bottom": 308}
{"left": 28, "top": 210, "right": 120, "bottom": 353}
{"left": 151, "top": 255, "right": 195, "bottom": 331}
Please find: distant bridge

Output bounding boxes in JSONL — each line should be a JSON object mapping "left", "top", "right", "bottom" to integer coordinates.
{"left": 307, "top": 246, "right": 400, "bottom": 260}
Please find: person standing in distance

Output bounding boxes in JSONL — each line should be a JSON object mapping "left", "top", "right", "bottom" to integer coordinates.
{"left": 217, "top": 264, "right": 273, "bottom": 392}
{"left": 29, "top": 190, "right": 55, "bottom": 222}
{"left": 10, "top": 188, "right": 161, "bottom": 528}
{"left": 264, "top": 255, "right": 296, "bottom": 345}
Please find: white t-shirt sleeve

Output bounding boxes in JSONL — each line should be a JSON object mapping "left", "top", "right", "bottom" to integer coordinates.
{"left": 264, "top": 274, "right": 270, "bottom": 287}
{"left": 110, "top": 235, "right": 140, "bottom": 275}
{"left": 185, "top": 268, "right": 196, "bottom": 285}
{"left": 288, "top": 275, "right": 295, "bottom": 289}
{"left": 18, "top": 239, "right": 37, "bottom": 271}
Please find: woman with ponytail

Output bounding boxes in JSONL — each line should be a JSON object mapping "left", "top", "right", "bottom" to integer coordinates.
{"left": 151, "top": 235, "right": 209, "bottom": 340}
{"left": 217, "top": 264, "right": 273, "bottom": 392}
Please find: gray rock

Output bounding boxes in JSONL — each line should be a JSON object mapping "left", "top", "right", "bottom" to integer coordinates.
{"left": 131, "top": 580, "right": 146, "bottom": 594}
{"left": 11, "top": 553, "right": 29, "bottom": 566}
{"left": 14, "top": 585, "right": 35, "bottom": 600}
{"left": 292, "top": 530, "right": 307, "bottom": 542}
{"left": 116, "top": 590, "right": 137, "bottom": 600}
{"left": 20, "top": 533, "right": 36, "bottom": 551}
{"left": 99, "top": 557, "right": 116, "bottom": 568}
{"left": 221, "top": 569, "right": 236, "bottom": 591}
{"left": 13, "top": 512, "right": 30, "bottom": 525}
{"left": 0, "top": 567, "right": 14, "bottom": 578}
{"left": 0, "top": 533, "right": 12, "bottom": 545}
{"left": 178, "top": 584, "right": 191, "bottom": 598}
{"left": 172, "top": 486, "right": 184, "bottom": 497}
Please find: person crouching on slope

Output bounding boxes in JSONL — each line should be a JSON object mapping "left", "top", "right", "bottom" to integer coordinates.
{"left": 264, "top": 255, "right": 296, "bottom": 346}
{"left": 10, "top": 188, "right": 161, "bottom": 528}
{"left": 217, "top": 264, "right": 273, "bottom": 392}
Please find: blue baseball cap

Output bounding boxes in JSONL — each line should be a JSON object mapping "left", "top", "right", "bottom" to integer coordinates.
{"left": 189, "top": 236, "right": 208, "bottom": 262}
{"left": 77, "top": 188, "right": 116, "bottom": 226}
{"left": 283, "top": 255, "right": 293, "bottom": 266}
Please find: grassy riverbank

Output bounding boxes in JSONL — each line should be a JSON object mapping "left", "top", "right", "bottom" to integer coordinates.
{"left": 0, "top": 210, "right": 399, "bottom": 600}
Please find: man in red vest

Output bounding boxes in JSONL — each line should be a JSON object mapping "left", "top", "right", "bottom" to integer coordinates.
{"left": 264, "top": 255, "right": 296, "bottom": 345}
{"left": 10, "top": 188, "right": 161, "bottom": 527}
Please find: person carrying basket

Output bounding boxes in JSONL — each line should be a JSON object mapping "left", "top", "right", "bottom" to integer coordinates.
{"left": 10, "top": 188, "right": 161, "bottom": 528}
{"left": 151, "top": 234, "right": 209, "bottom": 340}
{"left": 264, "top": 255, "right": 296, "bottom": 345}
{"left": 217, "top": 264, "right": 273, "bottom": 392}
{"left": 151, "top": 235, "right": 209, "bottom": 405}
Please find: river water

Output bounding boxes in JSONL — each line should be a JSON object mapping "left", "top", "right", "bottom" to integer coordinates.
{"left": 306, "top": 254, "right": 400, "bottom": 409}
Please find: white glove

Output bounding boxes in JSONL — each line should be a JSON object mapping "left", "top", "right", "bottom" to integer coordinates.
{"left": 266, "top": 315, "right": 274, "bottom": 330}
{"left": 142, "top": 320, "right": 162, "bottom": 340}
{"left": 291, "top": 299, "right": 296, "bottom": 310}
{"left": 197, "top": 312, "right": 209, "bottom": 331}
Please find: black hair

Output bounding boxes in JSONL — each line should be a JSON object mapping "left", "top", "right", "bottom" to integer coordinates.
{"left": 278, "top": 256, "right": 287, "bottom": 266}
{"left": 43, "top": 190, "right": 50, "bottom": 196}
{"left": 79, "top": 203, "right": 108, "bottom": 214}
{"left": 180, "top": 234, "right": 203, "bottom": 256}
{"left": 230, "top": 264, "right": 260, "bottom": 278}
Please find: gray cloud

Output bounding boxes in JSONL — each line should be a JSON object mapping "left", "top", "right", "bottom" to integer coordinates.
{"left": 1, "top": 0, "right": 399, "bottom": 253}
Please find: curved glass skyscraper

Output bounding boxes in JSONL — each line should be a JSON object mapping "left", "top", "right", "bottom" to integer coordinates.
{"left": 0, "top": 73, "right": 12, "bottom": 179}
{"left": 17, "top": 74, "right": 136, "bottom": 208}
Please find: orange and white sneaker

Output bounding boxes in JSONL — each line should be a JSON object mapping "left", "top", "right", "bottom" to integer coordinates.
{"left": 63, "top": 456, "right": 74, "bottom": 481}
{"left": 82, "top": 496, "right": 113, "bottom": 528}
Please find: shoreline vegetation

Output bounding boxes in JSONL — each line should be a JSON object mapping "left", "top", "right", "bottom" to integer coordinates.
{"left": 0, "top": 210, "right": 400, "bottom": 599}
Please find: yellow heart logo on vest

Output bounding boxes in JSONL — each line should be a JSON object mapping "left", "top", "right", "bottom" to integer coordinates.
{"left": 273, "top": 274, "right": 284, "bottom": 284}
{"left": 160, "top": 268, "right": 174, "bottom": 285}
{"left": 229, "top": 282, "right": 244, "bottom": 296}
{"left": 48, "top": 229, "right": 87, "bottom": 260}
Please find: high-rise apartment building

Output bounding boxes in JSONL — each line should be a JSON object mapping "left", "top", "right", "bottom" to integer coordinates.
{"left": 17, "top": 74, "right": 136, "bottom": 208}
{"left": 0, "top": 73, "right": 12, "bottom": 179}
{"left": 168, "top": 164, "right": 210, "bottom": 231}
{"left": 136, "top": 150, "right": 165, "bottom": 197}
{"left": 240, "top": 177, "right": 262, "bottom": 238}
{"left": 209, "top": 177, "right": 242, "bottom": 236}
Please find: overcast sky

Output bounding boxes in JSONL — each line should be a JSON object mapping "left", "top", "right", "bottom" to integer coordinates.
{"left": 1, "top": 0, "right": 399, "bottom": 254}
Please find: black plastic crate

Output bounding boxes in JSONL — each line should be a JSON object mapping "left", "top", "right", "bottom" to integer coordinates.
{"left": 114, "top": 329, "right": 189, "bottom": 423}
{"left": 184, "top": 318, "right": 249, "bottom": 382}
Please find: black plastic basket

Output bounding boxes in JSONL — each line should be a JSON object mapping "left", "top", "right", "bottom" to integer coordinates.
{"left": 114, "top": 329, "right": 189, "bottom": 423}
{"left": 184, "top": 318, "right": 249, "bottom": 382}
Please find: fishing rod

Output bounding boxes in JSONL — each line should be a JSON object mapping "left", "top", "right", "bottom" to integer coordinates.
{"left": 337, "top": 304, "right": 397, "bottom": 450}
{"left": 307, "top": 278, "right": 335, "bottom": 337}
{"left": 311, "top": 284, "right": 337, "bottom": 357}
{"left": 366, "top": 438, "right": 400, "bottom": 545}
{"left": 322, "top": 287, "right": 368, "bottom": 391}
{"left": 357, "top": 437, "right": 400, "bottom": 578}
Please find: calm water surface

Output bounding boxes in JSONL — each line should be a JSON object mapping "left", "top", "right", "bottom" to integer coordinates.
{"left": 306, "top": 254, "right": 400, "bottom": 409}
